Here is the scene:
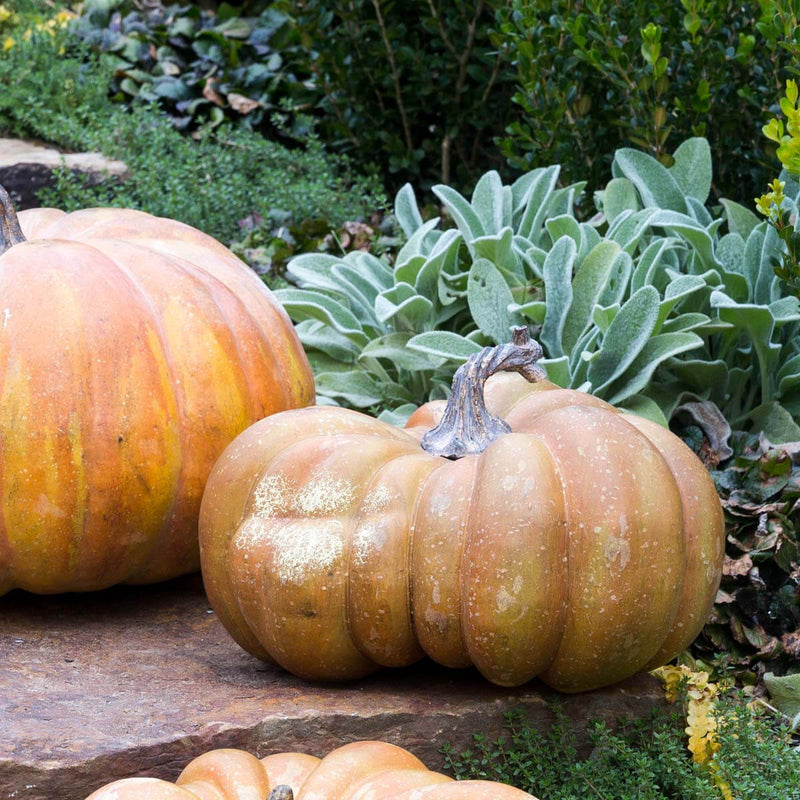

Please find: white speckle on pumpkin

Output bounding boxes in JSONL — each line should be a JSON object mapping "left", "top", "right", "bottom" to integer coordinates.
{"left": 253, "top": 474, "right": 292, "bottom": 517}
{"left": 351, "top": 522, "right": 385, "bottom": 568}
{"left": 33, "top": 494, "right": 67, "bottom": 519}
{"left": 295, "top": 473, "right": 355, "bottom": 516}
{"left": 604, "top": 533, "right": 631, "bottom": 571}
{"left": 231, "top": 517, "right": 345, "bottom": 585}
{"left": 270, "top": 520, "right": 344, "bottom": 584}
{"left": 501, "top": 475, "right": 516, "bottom": 492}
{"left": 362, "top": 483, "right": 393, "bottom": 514}
{"left": 429, "top": 490, "right": 451, "bottom": 515}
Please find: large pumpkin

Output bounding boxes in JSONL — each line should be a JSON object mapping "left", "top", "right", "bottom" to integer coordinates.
{"left": 199, "top": 329, "right": 724, "bottom": 692}
{"left": 84, "top": 741, "right": 537, "bottom": 799}
{"left": 0, "top": 187, "right": 314, "bottom": 595}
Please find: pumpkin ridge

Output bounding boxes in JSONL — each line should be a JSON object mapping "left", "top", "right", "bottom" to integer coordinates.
{"left": 84, "top": 244, "right": 190, "bottom": 584}
{"left": 531, "top": 405, "right": 686, "bottom": 691}
{"left": 233, "top": 431, "right": 420, "bottom": 677}
{"left": 457, "top": 433, "right": 569, "bottom": 685}
{"left": 345, "top": 451, "right": 438, "bottom": 666}
{"left": 0, "top": 239, "right": 185, "bottom": 591}
{"left": 458, "top": 450, "right": 489, "bottom": 672}
{"left": 224, "top": 429, "right": 345, "bottom": 655}
{"left": 499, "top": 428, "right": 571, "bottom": 682}
{"left": 147, "top": 247, "right": 279, "bottom": 420}
{"left": 405, "top": 456, "right": 451, "bottom": 663}
{"left": 42, "top": 208, "right": 312, "bottom": 413}
{"left": 106, "top": 237, "right": 307, "bottom": 416}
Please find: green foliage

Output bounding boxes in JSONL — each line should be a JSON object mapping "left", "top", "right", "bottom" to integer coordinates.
{"left": 692, "top": 432, "right": 800, "bottom": 681}
{"left": 276, "top": 0, "right": 518, "bottom": 190}
{"left": 279, "top": 139, "right": 800, "bottom": 436}
{"left": 494, "top": 0, "right": 791, "bottom": 205}
{"left": 230, "top": 210, "right": 401, "bottom": 288}
{"left": 71, "top": 1, "right": 317, "bottom": 141}
{"left": 0, "top": 22, "right": 384, "bottom": 244}
{"left": 757, "top": 79, "right": 800, "bottom": 297}
{"left": 442, "top": 702, "right": 800, "bottom": 800}
{"left": 71, "top": 0, "right": 518, "bottom": 193}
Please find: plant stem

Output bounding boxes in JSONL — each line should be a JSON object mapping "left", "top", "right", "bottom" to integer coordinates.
{"left": 420, "top": 327, "right": 545, "bottom": 459}
{"left": 0, "top": 184, "right": 25, "bottom": 255}
{"left": 370, "top": 0, "right": 413, "bottom": 152}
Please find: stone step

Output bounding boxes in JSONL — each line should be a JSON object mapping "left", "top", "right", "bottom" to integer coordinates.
{"left": 0, "top": 138, "right": 127, "bottom": 209}
{"left": 1, "top": 574, "right": 665, "bottom": 800}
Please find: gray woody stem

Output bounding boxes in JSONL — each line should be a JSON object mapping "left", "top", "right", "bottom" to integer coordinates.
{"left": 420, "top": 327, "right": 546, "bottom": 459}
{"left": 0, "top": 184, "right": 25, "bottom": 255}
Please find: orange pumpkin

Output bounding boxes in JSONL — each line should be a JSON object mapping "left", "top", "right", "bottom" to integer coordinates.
{"left": 84, "top": 741, "right": 537, "bottom": 800}
{"left": 199, "top": 329, "right": 724, "bottom": 691}
{"left": 0, "top": 187, "right": 314, "bottom": 595}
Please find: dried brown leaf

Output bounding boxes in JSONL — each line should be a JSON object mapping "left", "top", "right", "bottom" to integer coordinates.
{"left": 203, "top": 79, "right": 224, "bottom": 107}
{"left": 723, "top": 553, "right": 753, "bottom": 577}
{"left": 781, "top": 630, "right": 800, "bottom": 658}
{"left": 227, "top": 92, "right": 262, "bottom": 114}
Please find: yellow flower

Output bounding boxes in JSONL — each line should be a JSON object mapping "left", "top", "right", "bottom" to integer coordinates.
{"left": 0, "top": 6, "right": 11, "bottom": 24}
{"left": 2, "top": 35, "right": 13, "bottom": 50}
{"left": 652, "top": 663, "right": 732, "bottom": 797}
{"left": 54, "top": 9, "right": 75, "bottom": 26}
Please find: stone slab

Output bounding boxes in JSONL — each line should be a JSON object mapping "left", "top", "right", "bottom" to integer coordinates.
{"left": 0, "top": 138, "right": 127, "bottom": 209}
{"left": 0, "top": 574, "right": 665, "bottom": 800}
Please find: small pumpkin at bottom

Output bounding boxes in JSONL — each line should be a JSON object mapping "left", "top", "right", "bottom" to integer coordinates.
{"left": 199, "top": 329, "right": 725, "bottom": 692}
{"left": 84, "top": 740, "right": 537, "bottom": 799}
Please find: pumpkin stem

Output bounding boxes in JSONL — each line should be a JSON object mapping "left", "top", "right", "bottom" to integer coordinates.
{"left": 420, "top": 326, "right": 546, "bottom": 459}
{"left": 267, "top": 786, "right": 293, "bottom": 800}
{"left": 0, "top": 184, "right": 26, "bottom": 254}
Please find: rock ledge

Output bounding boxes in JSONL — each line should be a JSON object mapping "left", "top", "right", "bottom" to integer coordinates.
{"left": 1, "top": 575, "right": 665, "bottom": 800}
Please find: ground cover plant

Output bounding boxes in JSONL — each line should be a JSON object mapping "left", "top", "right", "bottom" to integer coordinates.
{"left": 279, "top": 138, "right": 800, "bottom": 444}
{"left": 442, "top": 684, "right": 800, "bottom": 800}
{"left": 691, "top": 431, "right": 800, "bottom": 682}
{"left": 69, "top": 0, "right": 518, "bottom": 193}
{"left": 0, "top": 10, "right": 384, "bottom": 244}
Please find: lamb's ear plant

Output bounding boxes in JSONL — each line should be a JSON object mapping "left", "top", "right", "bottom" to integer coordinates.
{"left": 278, "top": 137, "right": 800, "bottom": 438}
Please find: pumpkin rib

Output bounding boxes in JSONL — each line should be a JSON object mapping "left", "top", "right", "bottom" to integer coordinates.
{"left": 529, "top": 405, "right": 687, "bottom": 691}
{"left": 202, "top": 408, "right": 418, "bottom": 661}
{"left": 232, "top": 432, "right": 421, "bottom": 679}
{"left": 405, "top": 456, "right": 462, "bottom": 666}
{"left": 346, "top": 452, "right": 436, "bottom": 667}
{"left": 164, "top": 249, "right": 284, "bottom": 419}
{"left": 91, "top": 238, "right": 298, "bottom": 585}
{"left": 624, "top": 415, "right": 725, "bottom": 668}
{"left": 408, "top": 455, "right": 477, "bottom": 669}
{"left": 496, "top": 386, "right": 694, "bottom": 684}
{"left": 0, "top": 239, "right": 185, "bottom": 591}
{"left": 41, "top": 207, "right": 313, "bottom": 412}
{"left": 124, "top": 240, "right": 300, "bottom": 419}
{"left": 113, "top": 229, "right": 314, "bottom": 412}
{"left": 80, "top": 241, "right": 190, "bottom": 585}
{"left": 456, "top": 450, "right": 490, "bottom": 673}
{"left": 458, "top": 432, "right": 570, "bottom": 686}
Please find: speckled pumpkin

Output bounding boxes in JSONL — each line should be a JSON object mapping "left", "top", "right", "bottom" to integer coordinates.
{"left": 84, "top": 741, "right": 537, "bottom": 800}
{"left": 199, "top": 330, "right": 724, "bottom": 691}
{"left": 0, "top": 187, "right": 314, "bottom": 595}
